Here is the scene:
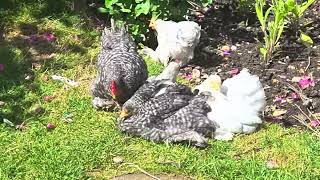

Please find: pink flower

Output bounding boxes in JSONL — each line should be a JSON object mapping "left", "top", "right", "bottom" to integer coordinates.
{"left": 184, "top": 73, "right": 193, "bottom": 81}
{"left": 0, "top": 64, "right": 5, "bottom": 72}
{"left": 223, "top": 50, "right": 231, "bottom": 56}
{"left": 43, "top": 33, "right": 56, "bottom": 42}
{"left": 229, "top": 68, "right": 239, "bottom": 76}
{"left": 311, "top": 120, "right": 320, "bottom": 127}
{"left": 298, "top": 75, "right": 315, "bottom": 89}
{"left": 274, "top": 96, "right": 286, "bottom": 103}
{"left": 46, "top": 123, "right": 56, "bottom": 130}
{"left": 290, "top": 92, "right": 300, "bottom": 100}
{"left": 27, "top": 34, "right": 39, "bottom": 43}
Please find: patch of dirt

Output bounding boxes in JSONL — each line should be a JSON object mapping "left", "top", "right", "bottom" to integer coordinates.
{"left": 111, "top": 173, "right": 192, "bottom": 180}
{"left": 183, "top": 1, "right": 320, "bottom": 128}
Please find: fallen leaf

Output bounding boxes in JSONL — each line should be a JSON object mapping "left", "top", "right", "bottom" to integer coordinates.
{"left": 274, "top": 96, "right": 286, "bottom": 103}
{"left": 46, "top": 123, "right": 56, "bottom": 130}
{"left": 229, "top": 68, "right": 239, "bottom": 76}
{"left": 298, "top": 75, "right": 315, "bottom": 89}
{"left": 43, "top": 32, "right": 56, "bottom": 41}
{"left": 266, "top": 160, "right": 279, "bottom": 169}
{"left": 221, "top": 45, "right": 230, "bottom": 52}
{"left": 272, "top": 109, "right": 287, "bottom": 117}
{"left": 42, "top": 75, "right": 49, "bottom": 81}
{"left": 230, "top": 45, "right": 237, "bottom": 51}
{"left": 192, "top": 69, "right": 201, "bottom": 78}
{"left": 311, "top": 120, "right": 320, "bottom": 127}
{"left": 184, "top": 73, "right": 193, "bottom": 81}
{"left": 112, "top": 156, "right": 124, "bottom": 164}
{"left": 290, "top": 92, "right": 300, "bottom": 100}
{"left": 278, "top": 75, "right": 287, "bottom": 79}
{"left": 288, "top": 65, "right": 296, "bottom": 70}
{"left": 291, "top": 76, "right": 301, "bottom": 82}
{"left": 43, "top": 95, "right": 54, "bottom": 102}
{"left": 27, "top": 34, "right": 39, "bottom": 43}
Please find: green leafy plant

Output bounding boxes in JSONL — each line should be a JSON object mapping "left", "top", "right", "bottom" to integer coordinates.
{"left": 256, "top": 0, "right": 315, "bottom": 62}
{"left": 98, "top": 0, "right": 213, "bottom": 42}
{"left": 284, "top": 0, "right": 315, "bottom": 47}
{"left": 255, "top": 0, "right": 288, "bottom": 63}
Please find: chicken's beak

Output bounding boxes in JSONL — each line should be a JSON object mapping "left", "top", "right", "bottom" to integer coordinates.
{"left": 211, "top": 82, "right": 221, "bottom": 91}
{"left": 119, "top": 108, "right": 130, "bottom": 119}
{"left": 149, "top": 18, "right": 156, "bottom": 29}
{"left": 209, "top": 75, "right": 222, "bottom": 91}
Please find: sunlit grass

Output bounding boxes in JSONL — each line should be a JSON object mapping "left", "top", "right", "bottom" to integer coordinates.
{"left": 1, "top": 2, "right": 320, "bottom": 179}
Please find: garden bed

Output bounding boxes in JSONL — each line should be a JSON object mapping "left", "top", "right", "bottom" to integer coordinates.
{"left": 179, "top": 1, "right": 320, "bottom": 128}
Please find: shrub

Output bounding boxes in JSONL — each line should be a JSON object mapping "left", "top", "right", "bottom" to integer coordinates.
{"left": 98, "top": 0, "right": 213, "bottom": 42}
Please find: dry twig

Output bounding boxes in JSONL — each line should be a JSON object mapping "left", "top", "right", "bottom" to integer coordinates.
{"left": 119, "top": 163, "right": 160, "bottom": 180}
{"left": 305, "top": 56, "right": 311, "bottom": 72}
{"left": 285, "top": 82, "right": 312, "bottom": 106}
{"left": 291, "top": 103, "right": 320, "bottom": 138}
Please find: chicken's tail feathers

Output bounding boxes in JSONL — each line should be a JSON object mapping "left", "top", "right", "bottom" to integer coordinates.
{"left": 222, "top": 68, "right": 266, "bottom": 112}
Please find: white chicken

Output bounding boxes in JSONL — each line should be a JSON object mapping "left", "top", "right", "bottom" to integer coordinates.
{"left": 194, "top": 69, "right": 266, "bottom": 141}
{"left": 144, "top": 18, "right": 201, "bottom": 67}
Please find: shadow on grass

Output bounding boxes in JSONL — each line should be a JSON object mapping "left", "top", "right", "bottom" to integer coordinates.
{"left": 0, "top": 0, "right": 101, "bottom": 125}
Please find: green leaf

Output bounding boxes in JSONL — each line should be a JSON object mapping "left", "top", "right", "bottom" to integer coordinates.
{"left": 97, "top": 7, "right": 108, "bottom": 13}
{"left": 255, "top": 3, "right": 264, "bottom": 27}
{"left": 298, "top": 0, "right": 315, "bottom": 17}
{"left": 105, "top": 0, "right": 118, "bottom": 8}
{"left": 135, "top": 0, "right": 151, "bottom": 17}
{"left": 115, "top": 3, "right": 131, "bottom": 13}
{"left": 300, "top": 32, "right": 313, "bottom": 47}
{"left": 285, "top": 0, "right": 295, "bottom": 11}
{"left": 260, "top": 47, "right": 267, "bottom": 59}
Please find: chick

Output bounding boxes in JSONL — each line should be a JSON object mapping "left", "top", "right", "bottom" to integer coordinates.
{"left": 144, "top": 18, "right": 201, "bottom": 67}
{"left": 194, "top": 69, "right": 266, "bottom": 141}
{"left": 91, "top": 23, "right": 148, "bottom": 110}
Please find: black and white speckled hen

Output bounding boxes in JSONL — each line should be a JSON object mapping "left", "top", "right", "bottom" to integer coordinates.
{"left": 118, "top": 93, "right": 215, "bottom": 147}
{"left": 120, "top": 79, "right": 192, "bottom": 118}
{"left": 119, "top": 61, "right": 182, "bottom": 117}
{"left": 91, "top": 23, "right": 148, "bottom": 110}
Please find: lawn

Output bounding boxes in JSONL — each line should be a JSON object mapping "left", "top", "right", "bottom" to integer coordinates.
{"left": 1, "top": 1, "right": 320, "bottom": 179}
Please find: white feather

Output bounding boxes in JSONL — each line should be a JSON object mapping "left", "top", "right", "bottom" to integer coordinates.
{"left": 154, "top": 19, "right": 201, "bottom": 67}
{"left": 194, "top": 69, "right": 266, "bottom": 140}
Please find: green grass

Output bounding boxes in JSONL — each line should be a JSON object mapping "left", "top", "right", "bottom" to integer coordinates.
{"left": 1, "top": 1, "right": 320, "bottom": 179}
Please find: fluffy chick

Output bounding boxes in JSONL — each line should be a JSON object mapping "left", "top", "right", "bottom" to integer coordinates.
{"left": 145, "top": 18, "right": 201, "bottom": 67}
{"left": 91, "top": 24, "right": 148, "bottom": 110}
{"left": 194, "top": 69, "right": 266, "bottom": 140}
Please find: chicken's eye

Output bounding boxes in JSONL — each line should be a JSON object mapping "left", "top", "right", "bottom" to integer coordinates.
{"left": 193, "top": 89, "right": 199, "bottom": 95}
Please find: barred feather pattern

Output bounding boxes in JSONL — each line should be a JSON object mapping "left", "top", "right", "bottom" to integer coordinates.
{"left": 91, "top": 26, "right": 148, "bottom": 104}
{"left": 118, "top": 94, "right": 215, "bottom": 147}
{"left": 122, "top": 80, "right": 193, "bottom": 114}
